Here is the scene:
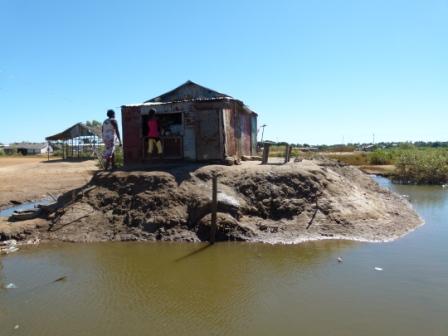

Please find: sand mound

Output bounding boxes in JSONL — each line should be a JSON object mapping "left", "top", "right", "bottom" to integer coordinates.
{"left": 23, "top": 159, "right": 422, "bottom": 243}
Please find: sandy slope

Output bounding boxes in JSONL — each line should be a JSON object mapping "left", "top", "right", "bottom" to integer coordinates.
{"left": 0, "top": 157, "right": 98, "bottom": 208}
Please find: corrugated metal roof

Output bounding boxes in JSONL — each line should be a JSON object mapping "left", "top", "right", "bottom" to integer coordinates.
{"left": 46, "top": 123, "right": 101, "bottom": 141}
{"left": 144, "top": 80, "right": 232, "bottom": 103}
{"left": 122, "top": 81, "right": 257, "bottom": 115}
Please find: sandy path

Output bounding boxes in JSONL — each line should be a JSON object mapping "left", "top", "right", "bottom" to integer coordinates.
{"left": 0, "top": 157, "right": 98, "bottom": 208}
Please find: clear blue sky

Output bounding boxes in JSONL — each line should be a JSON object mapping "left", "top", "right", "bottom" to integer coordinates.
{"left": 1, "top": 0, "right": 447, "bottom": 145}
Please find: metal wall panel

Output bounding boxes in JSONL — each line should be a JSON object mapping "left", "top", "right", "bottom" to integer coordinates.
{"left": 121, "top": 106, "right": 142, "bottom": 165}
{"left": 183, "top": 127, "right": 196, "bottom": 160}
{"left": 223, "top": 108, "right": 236, "bottom": 157}
{"left": 196, "top": 109, "right": 221, "bottom": 160}
{"left": 240, "top": 112, "right": 252, "bottom": 156}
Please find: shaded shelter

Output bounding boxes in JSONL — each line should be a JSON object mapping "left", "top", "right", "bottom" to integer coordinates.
{"left": 46, "top": 123, "right": 102, "bottom": 160}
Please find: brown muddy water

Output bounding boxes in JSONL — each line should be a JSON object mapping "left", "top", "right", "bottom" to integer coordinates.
{"left": 1, "top": 177, "right": 447, "bottom": 335}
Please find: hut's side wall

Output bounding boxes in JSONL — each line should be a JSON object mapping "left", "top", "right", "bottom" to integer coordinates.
{"left": 223, "top": 108, "right": 236, "bottom": 157}
{"left": 121, "top": 106, "right": 142, "bottom": 165}
{"left": 240, "top": 110, "right": 252, "bottom": 156}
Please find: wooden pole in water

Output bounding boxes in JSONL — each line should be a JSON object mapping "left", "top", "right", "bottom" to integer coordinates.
{"left": 210, "top": 175, "right": 218, "bottom": 244}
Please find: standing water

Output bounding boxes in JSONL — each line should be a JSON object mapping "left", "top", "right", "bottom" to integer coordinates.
{"left": 1, "top": 177, "right": 447, "bottom": 335}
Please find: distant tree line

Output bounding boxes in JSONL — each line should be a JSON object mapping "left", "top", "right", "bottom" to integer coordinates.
{"left": 259, "top": 141, "right": 448, "bottom": 152}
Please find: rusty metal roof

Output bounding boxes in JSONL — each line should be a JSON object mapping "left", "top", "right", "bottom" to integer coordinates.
{"left": 122, "top": 81, "right": 257, "bottom": 116}
{"left": 144, "top": 80, "right": 232, "bottom": 103}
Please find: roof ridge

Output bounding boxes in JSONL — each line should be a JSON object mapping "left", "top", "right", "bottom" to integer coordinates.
{"left": 144, "top": 81, "right": 232, "bottom": 103}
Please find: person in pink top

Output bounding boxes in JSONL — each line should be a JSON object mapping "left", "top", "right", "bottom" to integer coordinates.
{"left": 147, "top": 109, "right": 163, "bottom": 157}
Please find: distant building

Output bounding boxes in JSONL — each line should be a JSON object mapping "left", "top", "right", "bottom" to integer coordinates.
{"left": 121, "top": 81, "right": 258, "bottom": 165}
{"left": 4, "top": 142, "right": 53, "bottom": 155}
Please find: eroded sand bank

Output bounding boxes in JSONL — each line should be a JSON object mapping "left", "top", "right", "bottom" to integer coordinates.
{"left": 0, "top": 159, "right": 423, "bottom": 244}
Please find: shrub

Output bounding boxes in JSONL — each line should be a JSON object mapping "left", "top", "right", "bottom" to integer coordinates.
{"left": 96, "top": 145, "right": 123, "bottom": 169}
{"left": 369, "top": 150, "right": 394, "bottom": 165}
{"left": 395, "top": 149, "right": 448, "bottom": 184}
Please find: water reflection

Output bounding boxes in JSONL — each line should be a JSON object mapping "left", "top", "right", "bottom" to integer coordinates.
{"left": 374, "top": 175, "right": 448, "bottom": 207}
{"left": 1, "top": 178, "right": 448, "bottom": 336}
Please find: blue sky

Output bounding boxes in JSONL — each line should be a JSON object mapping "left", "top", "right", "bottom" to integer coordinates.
{"left": 1, "top": 0, "right": 447, "bottom": 145}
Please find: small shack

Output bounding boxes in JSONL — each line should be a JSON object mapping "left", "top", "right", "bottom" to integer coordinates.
{"left": 46, "top": 122, "right": 102, "bottom": 160}
{"left": 121, "top": 81, "right": 258, "bottom": 165}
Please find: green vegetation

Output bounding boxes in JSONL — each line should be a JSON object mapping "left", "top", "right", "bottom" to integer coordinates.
{"left": 395, "top": 149, "right": 448, "bottom": 184}
{"left": 114, "top": 147, "right": 124, "bottom": 168}
{"left": 96, "top": 145, "right": 123, "bottom": 169}
{"left": 264, "top": 142, "right": 448, "bottom": 184}
{"left": 268, "top": 145, "right": 302, "bottom": 158}
{"left": 85, "top": 120, "right": 102, "bottom": 128}
{"left": 369, "top": 150, "right": 394, "bottom": 165}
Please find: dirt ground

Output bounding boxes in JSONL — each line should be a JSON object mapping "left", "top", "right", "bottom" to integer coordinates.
{"left": 0, "top": 158, "right": 423, "bottom": 244}
{"left": 0, "top": 156, "right": 98, "bottom": 209}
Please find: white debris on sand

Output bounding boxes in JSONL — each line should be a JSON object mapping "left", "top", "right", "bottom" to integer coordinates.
{"left": 0, "top": 237, "right": 40, "bottom": 255}
{"left": 0, "top": 240, "right": 19, "bottom": 254}
{"left": 374, "top": 267, "right": 383, "bottom": 271}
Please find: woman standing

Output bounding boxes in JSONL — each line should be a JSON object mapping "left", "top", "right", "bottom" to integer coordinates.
{"left": 102, "top": 109, "right": 122, "bottom": 170}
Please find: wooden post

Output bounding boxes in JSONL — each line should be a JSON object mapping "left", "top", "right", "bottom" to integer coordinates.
{"left": 284, "top": 144, "right": 292, "bottom": 163}
{"left": 261, "top": 143, "right": 270, "bottom": 164}
{"left": 210, "top": 175, "right": 218, "bottom": 244}
{"left": 47, "top": 141, "right": 50, "bottom": 161}
{"left": 284, "top": 145, "right": 289, "bottom": 163}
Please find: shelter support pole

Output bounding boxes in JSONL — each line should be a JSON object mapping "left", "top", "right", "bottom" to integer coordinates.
{"left": 210, "top": 175, "right": 218, "bottom": 244}
{"left": 261, "top": 143, "right": 270, "bottom": 164}
{"left": 47, "top": 141, "right": 50, "bottom": 161}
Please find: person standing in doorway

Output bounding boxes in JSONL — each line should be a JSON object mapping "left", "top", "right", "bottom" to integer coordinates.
{"left": 102, "top": 109, "right": 122, "bottom": 170}
{"left": 147, "top": 108, "right": 163, "bottom": 157}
